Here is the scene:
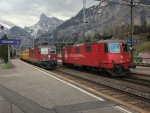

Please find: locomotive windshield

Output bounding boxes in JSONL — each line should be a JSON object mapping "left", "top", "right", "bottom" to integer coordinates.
{"left": 109, "top": 43, "right": 120, "bottom": 53}
{"left": 49, "top": 48, "right": 56, "bottom": 54}
{"left": 122, "top": 44, "right": 128, "bottom": 52}
{"left": 40, "top": 47, "right": 56, "bottom": 54}
{"left": 41, "top": 48, "right": 49, "bottom": 54}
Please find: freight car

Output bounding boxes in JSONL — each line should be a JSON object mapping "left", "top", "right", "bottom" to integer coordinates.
{"left": 20, "top": 50, "right": 29, "bottom": 61}
{"left": 20, "top": 46, "right": 57, "bottom": 69}
{"left": 62, "top": 40, "right": 134, "bottom": 76}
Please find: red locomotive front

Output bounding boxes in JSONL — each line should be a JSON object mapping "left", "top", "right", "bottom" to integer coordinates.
{"left": 100, "top": 41, "right": 131, "bottom": 76}
{"left": 29, "top": 46, "right": 57, "bottom": 69}
{"left": 62, "top": 40, "right": 132, "bottom": 76}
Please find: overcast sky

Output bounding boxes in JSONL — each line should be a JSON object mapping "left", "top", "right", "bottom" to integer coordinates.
{"left": 0, "top": 0, "right": 99, "bottom": 27}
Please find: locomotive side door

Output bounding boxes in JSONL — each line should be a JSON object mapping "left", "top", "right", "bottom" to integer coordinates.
{"left": 62, "top": 48, "right": 68, "bottom": 63}
{"left": 97, "top": 43, "right": 103, "bottom": 68}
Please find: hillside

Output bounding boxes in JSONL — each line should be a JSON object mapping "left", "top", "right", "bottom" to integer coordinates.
{"left": 134, "top": 41, "right": 150, "bottom": 52}
{"left": 54, "top": 0, "right": 150, "bottom": 41}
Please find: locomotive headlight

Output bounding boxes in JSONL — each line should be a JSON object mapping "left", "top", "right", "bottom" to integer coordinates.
{"left": 120, "top": 55, "right": 123, "bottom": 59}
{"left": 48, "top": 55, "right": 51, "bottom": 59}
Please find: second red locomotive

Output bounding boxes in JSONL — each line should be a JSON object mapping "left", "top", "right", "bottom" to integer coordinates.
{"left": 62, "top": 40, "right": 133, "bottom": 76}
{"left": 20, "top": 46, "right": 57, "bottom": 69}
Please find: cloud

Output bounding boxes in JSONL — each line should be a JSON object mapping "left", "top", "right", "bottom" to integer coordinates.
{"left": 0, "top": 0, "right": 98, "bottom": 27}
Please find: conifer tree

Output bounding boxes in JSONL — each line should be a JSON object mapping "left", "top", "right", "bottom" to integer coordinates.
{"left": 0, "top": 34, "right": 8, "bottom": 63}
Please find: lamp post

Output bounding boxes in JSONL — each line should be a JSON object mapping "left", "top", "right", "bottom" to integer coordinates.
{"left": 8, "top": 42, "right": 10, "bottom": 64}
{"left": 82, "top": 0, "right": 88, "bottom": 42}
{"left": 83, "top": 0, "right": 86, "bottom": 23}
{"left": 130, "top": 0, "right": 134, "bottom": 63}
{"left": 33, "top": 36, "right": 35, "bottom": 48}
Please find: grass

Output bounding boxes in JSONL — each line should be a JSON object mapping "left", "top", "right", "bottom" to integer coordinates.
{"left": 0, "top": 63, "right": 14, "bottom": 69}
{"left": 134, "top": 41, "right": 150, "bottom": 52}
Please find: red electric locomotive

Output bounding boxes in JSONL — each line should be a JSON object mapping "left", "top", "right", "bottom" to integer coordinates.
{"left": 29, "top": 46, "right": 57, "bottom": 69}
{"left": 62, "top": 40, "right": 134, "bottom": 76}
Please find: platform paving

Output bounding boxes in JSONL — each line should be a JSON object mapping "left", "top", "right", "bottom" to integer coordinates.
{"left": 0, "top": 59, "right": 139, "bottom": 113}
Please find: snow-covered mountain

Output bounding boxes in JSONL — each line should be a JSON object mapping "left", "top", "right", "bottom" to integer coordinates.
{"left": 0, "top": 20, "right": 14, "bottom": 29}
{"left": 0, "top": 20, "right": 14, "bottom": 38}
{"left": 8, "top": 26, "right": 32, "bottom": 49}
{"left": 0, "top": 23, "right": 32, "bottom": 50}
{"left": 25, "top": 13, "right": 64, "bottom": 38}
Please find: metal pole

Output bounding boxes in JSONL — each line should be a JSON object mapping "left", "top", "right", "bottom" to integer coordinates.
{"left": 26, "top": 37, "right": 27, "bottom": 50}
{"left": 130, "top": 0, "right": 134, "bottom": 63}
{"left": 52, "top": 31, "right": 54, "bottom": 45}
{"left": 33, "top": 37, "right": 34, "bottom": 48}
{"left": 83, "top": 0, "right": 86, "bottom": 23}
{"left": 82, "top": 0, "right": 86, "bottom": 42}
{"left": 8, "top": 44, "right": 10, "bottom": 64}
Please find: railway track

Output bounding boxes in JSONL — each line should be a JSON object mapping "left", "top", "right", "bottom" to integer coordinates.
{"left": 130, "top": 72, "right": 150, "bottom": 81}
{"left": 48, "top": 66, "right": 150, "bottom": 112}
{"left": 118, "top": 77, "right": 150, "bottom": 87}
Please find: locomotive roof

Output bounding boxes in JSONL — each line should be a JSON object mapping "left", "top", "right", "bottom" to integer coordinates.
{"left": 37, "top": 45, "right": 56, "bottom": 48}
{"left": 65, "top": 40, "right": 127, "bottom": 48}
{"left": 20, "top": 50, "right": 29, "bottom": 53}
{"left": 97, "top": 40, "right": 127, "bottom": 43}
{"left": 29, "top": 46, "right": 56, "bottom": 50}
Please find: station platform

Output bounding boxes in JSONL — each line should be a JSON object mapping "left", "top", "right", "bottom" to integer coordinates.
{"left": 0, "top": 59, "right": 139, "bottom": 113}
{"left": 130, "top": 66, "right": 150, "bottom": 80}
{"left": 130, "top": 66, "right": 150, "bottom": 75}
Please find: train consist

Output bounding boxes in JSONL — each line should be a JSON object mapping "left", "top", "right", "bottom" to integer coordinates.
{"left": 20, "top": 46, "right": 57, "bottom": 69}
{"left": 62, "top": 40, "right": 134, "bottom": 76}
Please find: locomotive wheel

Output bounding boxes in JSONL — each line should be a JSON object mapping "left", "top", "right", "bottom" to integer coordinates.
{"left": 107, "top": 67, "right": 130, "bottom": 77}
{"left": 63, "top": 63, "right": 67, "bottom": 66}
{"left": 82, "top": 65, "right": 87, "bottom": 70}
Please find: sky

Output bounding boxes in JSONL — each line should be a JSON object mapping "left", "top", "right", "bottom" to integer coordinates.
{"left": 0, "top": 0, "right": 99, "bottom": 27}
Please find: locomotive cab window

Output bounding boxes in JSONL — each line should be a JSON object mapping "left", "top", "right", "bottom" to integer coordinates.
{"left": 109, "top": 43, "right": 120, "bottom": 53}
{"left": 75, "top": 47, "right": 80, "bottom": 53}
{"left": 85, "top": 46, "right": 92, "bottom": 52}
{"left": 49, "top": 48, "right": 56, "bottom": 54}
{"left": 37, "top": 49, "right": 40, "bottom": 54}
{"left": 41, "top": 48, "right": 49, "bottom": 54}
{"left": 122, "top": 44, "right": 128, "bottom": 52}
{"left": 104, "top": 43, "right": 108, "bottom": 53}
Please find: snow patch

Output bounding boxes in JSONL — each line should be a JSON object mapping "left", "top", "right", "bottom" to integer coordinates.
{"left": 101, "top": 2, "right": 108, "bottom": 7}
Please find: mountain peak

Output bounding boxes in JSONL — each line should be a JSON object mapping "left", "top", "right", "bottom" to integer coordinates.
{"left": 26, "top": 14, "right": 64, "bottom": 37}
{"left": 40, "top": 13, "right": 47, "bottom": 19}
